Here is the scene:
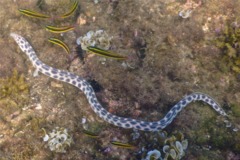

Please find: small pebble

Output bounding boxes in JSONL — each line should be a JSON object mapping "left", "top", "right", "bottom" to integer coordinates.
{"left": 179, "top": 9, "right": 192, "bottom": 18}
{"left": 233, "top": 128, "right": 239, "bottom": 132}
{"left": 82, "top": 117, "right": 87, "bottom": 124}
{"left": 33, "top": 69, "right": 39, "bottom": 77}
{"left": 50, "top": 81, "right": 63, "bottom": 88}
{"left": 35, "top": 103, "right": 42, "bottom": 110}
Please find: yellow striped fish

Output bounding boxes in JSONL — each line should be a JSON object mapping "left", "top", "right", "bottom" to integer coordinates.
{"left": 45, "top": 25, "right": 75, "bottom": 33}
{"left": 87, "top": 46, "right": 127, "bottom": 60}
{"left": 60, "top": 0, "right": 79, "bottom": 18}
{"left": 82, "top": 129, "right": 99, "bottom": 138}
{"left": 18, "top": 9, "right": 50, "bottom": 19}
{"left": 110, "top": 141, "right": 136, "bottom": 149}
{"left": 48, "top": 38, "right": 70, "bottom": 54}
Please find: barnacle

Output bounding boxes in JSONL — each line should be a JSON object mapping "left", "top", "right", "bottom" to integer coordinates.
{"left": 76, "top": 30, "right": 112, "bottom": 50}
{"left": 43, "top": 127, "right": 73, "bottom": 153}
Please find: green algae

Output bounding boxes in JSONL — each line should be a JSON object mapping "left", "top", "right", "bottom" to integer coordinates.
{"left": 192, "top": 117, "right": 239, "bottom": 152}
{"left": 214, "top": 21, "right": 240, "bottom": 74}
{"left": 25, "top": 116, "right": 46, "bottom": 134}
{"left": 230, "top": 103, "right": 240, "bottom": 117}
{"left": 234, "top": 132, "right": 240, "bottom": 152}
{"left": 86, "top": 121, "right": 105, "bottom": 134}
{"left": 0, "top": 69, "right": 29, "bottom": 117}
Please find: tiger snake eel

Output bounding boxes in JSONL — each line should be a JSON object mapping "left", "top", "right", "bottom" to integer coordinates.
{"left": 11, "top": 33, "right": 228, "bottom": 132}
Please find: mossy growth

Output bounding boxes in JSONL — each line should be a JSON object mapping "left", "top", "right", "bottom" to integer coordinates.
{"left": 87, "top": 121, "right": 105, "bottom": 134}
{"left": 234, "top": 132, "right": 240, "bottom": 152}
{"left": 12, "top": 144, "right": 34, "bottom": 160}
{"left": 25, "top": 116, "right": 47, "bottom": 134}
{"left": 0, "top": 69, "right": 29, "bottom": 116}
{"left": 214, "top": 20, "right": 240, "bottom": 74}
{"left": 230, "top": 103, "right": 240, "bottom": 117}
{"left": 193, "top": 117, "right": 235, "bottom": 150}
{"left": 80, "top": 121, "right": 105, "bottom": 148}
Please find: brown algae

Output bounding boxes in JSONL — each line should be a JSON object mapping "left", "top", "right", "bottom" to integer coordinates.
{"left": 0, "top": 69, "right": 29, "bottom": 117}
{"left": 214, "top": 21, "right": 240, "bottom": 74}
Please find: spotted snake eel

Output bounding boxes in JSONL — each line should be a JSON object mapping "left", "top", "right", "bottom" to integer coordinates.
{"left": 10, "top": 33, "right": 228, "bottom": 131}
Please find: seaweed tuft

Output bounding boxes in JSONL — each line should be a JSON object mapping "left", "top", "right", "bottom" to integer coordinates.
{"left": 214, "top": 21, "right": 240, "bottom": 74}
{"left": 0, "top": 69, "right": 29, "bottom": 117}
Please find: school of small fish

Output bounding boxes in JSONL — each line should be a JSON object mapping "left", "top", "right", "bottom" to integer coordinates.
{"left": 19, "top": 0, "right": 127, "bottom": 61}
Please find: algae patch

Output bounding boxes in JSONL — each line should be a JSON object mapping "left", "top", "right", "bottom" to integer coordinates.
{"left": 214, "top": 21, "right": 240, "bottom": 74}
{"left": 192, "top": 117, "right": 239, "bottom": 152}
{"left": 230, "top": 103, "right": 240, "bottom": 117}
{"left": 0, "top": 69, "right": 29, "bottom": 116}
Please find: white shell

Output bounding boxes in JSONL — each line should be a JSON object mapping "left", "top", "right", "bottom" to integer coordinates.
{"left": 43, "top": 134, "right": 49, "bottom": 141}
{"left": 163, "top": 145, "right": 170, "bottom": 153}
{"left": 181, "top": 139, "right": 188, "bottom": 150}
{"left": 170, "top": 149, "right": 177, "bottom": 159}
{"left": 176, "top": 141, "right": 183, "bottom": 153}
{"left": 145, "top": 149, "right": 162, "bottom": 160}
{"left": 179, "top": 9, "right": 192, "bottom": 18}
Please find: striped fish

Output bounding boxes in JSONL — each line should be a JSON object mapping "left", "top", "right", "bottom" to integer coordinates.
{"left": 48, "top": 38, "right": 70, "bottom": 54}
{"left": 45, "top": 25, "right": 75, "bottom": 33}
{"left": 87, "top": 46, "right": 127, "bottom": 60}
{"left": 110, "top": 141, "right": 136, "bottom": 149}
{"left": 82, "top": 129, "right": 99, "bottom": 138}
{"left": 60, "top": 0, "right": 79, "bottom": 18}
{"left": 18, "top": 9, "right": 50, "bottom": 19}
